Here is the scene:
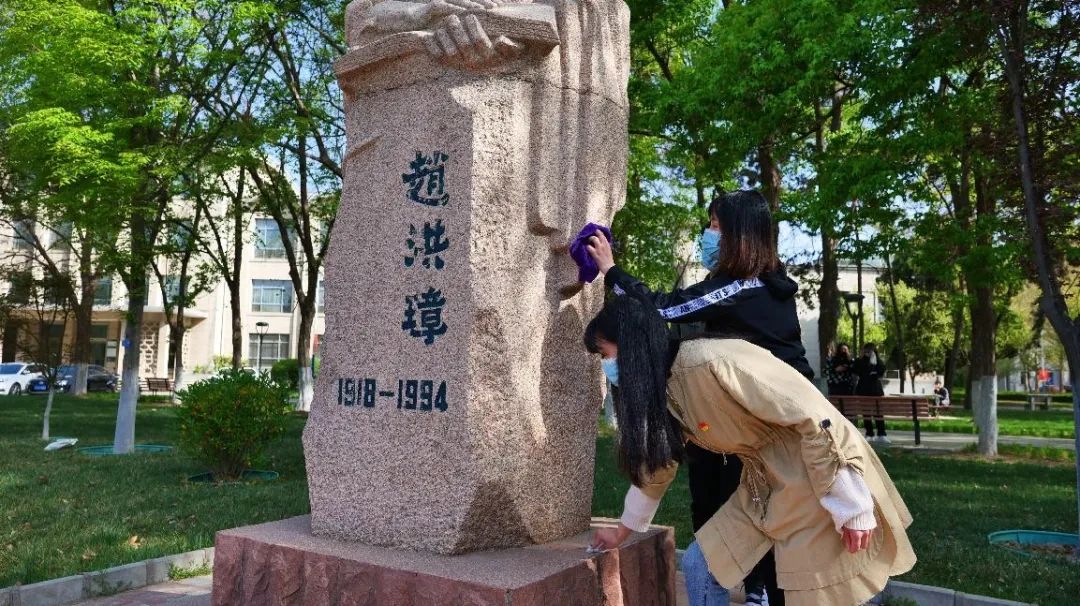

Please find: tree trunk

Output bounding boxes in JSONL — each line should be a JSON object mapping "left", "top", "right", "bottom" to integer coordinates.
{"left": 113, "top": 294, "right": 144, "bottom": 454}
{"left": 757, "top": 138, "right": 782, "bottom": 244}
{"left": 884, "top": 255, "right": 906, "bottom": 392}
{"left": 818, "top": 230, "right": 840, "bottom": 377}
{"left": 230, "top": 185, "right": 245, "bottom": 370}
{"left": 72, "top": 248, "right": 97, "bottom": 395}
{"left": 42, "top": 387, "right": 55, "bottom": 440}
{"left": 296, "top": 302, "right": 315, "bottom": 411}
{"left": 171, "top": 322, "right": 186, "bottom": 405}
{"left": 963, "top": 361, "right": 973, "bottom": 410}
{"left": 71, "top": 299, "right": 93, "bottom": 396}
{"left": 970, "top": 285, "right": 997, "bottom": 455}
{"left": 230, "top": 285, "right": 243, "bottom": 369}
{"left": 944, "top": 304, "right": 963, "bottom": 392}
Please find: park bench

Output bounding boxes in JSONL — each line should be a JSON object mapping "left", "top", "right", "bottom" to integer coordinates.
{"left": 827, "top": 395, "right": 933, "bottom": 446}
{"left": 142, "top": 377, "right": 175, "bottom": 395}
{"left": 1024, "top": 393, "right": 1051, "bottom": 411}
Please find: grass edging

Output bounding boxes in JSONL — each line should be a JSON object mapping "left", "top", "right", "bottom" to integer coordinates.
{"left": 673, "top": 549, "right": 1035, "bottom": 606}
{"left": 0, "top": 547, "right": 214, "bottom": 606}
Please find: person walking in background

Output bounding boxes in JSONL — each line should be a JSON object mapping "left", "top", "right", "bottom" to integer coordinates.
{"left": 853, "top": 343, "right": 888, "bottom": 443}
{"left": 826, "top": 343, "right": 856, "bottom": 396}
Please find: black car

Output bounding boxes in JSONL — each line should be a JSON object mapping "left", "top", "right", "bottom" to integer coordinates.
{"left": 28, "top": 365, "right": 118, "bottom": 394}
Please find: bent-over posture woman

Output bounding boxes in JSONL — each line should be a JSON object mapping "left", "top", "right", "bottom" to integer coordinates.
{"left": 586, "top": 297, "right": 915, "bottom": 606}
{"left": 588, "top": 189, "right": 809, "bottom": 606}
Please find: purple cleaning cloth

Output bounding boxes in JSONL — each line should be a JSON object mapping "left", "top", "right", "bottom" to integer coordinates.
{"left": 569, "top": 223, "right": 613, "bottom": 283}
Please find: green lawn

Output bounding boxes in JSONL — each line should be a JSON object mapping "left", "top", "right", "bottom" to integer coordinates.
{"left": 886, "top": 408, "right": 1076, "bottom": 439}
{"left": 2, "top": 395, "right": 1078, "bottom": 605}
{"left": 0, "top": 394, "right": 310, "bottom": 587}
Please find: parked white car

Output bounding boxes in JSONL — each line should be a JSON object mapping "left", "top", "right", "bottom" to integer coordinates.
{"left": 0, "top": 362, "right": 46, "bottom": 396}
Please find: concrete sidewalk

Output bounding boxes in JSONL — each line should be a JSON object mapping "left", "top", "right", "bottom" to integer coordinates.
{"left": 885, "top": 430, "right": 1075, "bottom": 451}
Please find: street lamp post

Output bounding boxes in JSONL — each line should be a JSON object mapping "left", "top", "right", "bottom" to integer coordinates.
{"left": 842, "top": 292, "right": 866, "bottom": 350}
{"left": 851, "top": 199, "right": 865, "bottom": 349}
{"left": 255, "top": 321, "right": 269, "bottom": 374}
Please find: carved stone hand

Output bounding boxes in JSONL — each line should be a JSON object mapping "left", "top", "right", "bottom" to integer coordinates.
{"left": 422, "top": 13, "right": 525, "bottom": 68}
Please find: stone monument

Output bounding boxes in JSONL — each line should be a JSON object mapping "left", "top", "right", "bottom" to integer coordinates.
{"left": 213, "top": 1, "right": 676, "bottom": 603}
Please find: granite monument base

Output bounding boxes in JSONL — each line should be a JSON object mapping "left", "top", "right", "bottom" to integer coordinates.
{"left": 212, "top": 516, "right": 675, "bottom": 605}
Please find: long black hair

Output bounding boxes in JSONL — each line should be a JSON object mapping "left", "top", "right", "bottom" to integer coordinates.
{"left": 707, "top": 189, "right": 780, "bottom": 279}
{"left": 584, "top": 297, "right": 685, "bottom": 486}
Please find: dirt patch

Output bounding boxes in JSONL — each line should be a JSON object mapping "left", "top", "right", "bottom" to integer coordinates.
{"left": 1001, "top": 541, "right": 1079, "bottom": 560}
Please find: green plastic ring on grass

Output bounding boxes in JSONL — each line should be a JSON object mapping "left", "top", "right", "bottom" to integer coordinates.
{"left": 988, "top": 530, "right": 1079, "bottom": 559}
{"left": 77, "top": 444, "right": 174, "bottom": 456}
{"left": 186, "top": 469, "right": 279, "bottom": 483}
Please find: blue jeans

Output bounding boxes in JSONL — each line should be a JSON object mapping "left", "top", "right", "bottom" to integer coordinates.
{"left": 681, "top": 541, "right": 730, "bottom": 606}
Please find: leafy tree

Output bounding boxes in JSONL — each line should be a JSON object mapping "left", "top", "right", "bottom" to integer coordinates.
{"left": 0, "top": 0, "right": 264, "bottom": 452}
{"left": 245, "top": 0, "right": 343, "bottom": 411}
{"left": 991, "top": 0, "right": 1080, "bottom": 554}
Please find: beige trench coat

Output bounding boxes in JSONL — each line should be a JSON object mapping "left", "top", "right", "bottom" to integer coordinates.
{"left": 639, "top": 339, "right": 916, "bottom": 606}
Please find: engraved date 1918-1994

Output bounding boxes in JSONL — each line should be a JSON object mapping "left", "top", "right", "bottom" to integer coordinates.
{"left": 337, "top": 377, "right": 448, "bottom": 412}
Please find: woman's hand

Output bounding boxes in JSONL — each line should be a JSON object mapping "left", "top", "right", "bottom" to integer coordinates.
{"left": 841, "top": 527, "right": 872, "bottom": 553}
{"left": 591, "top": 524, "right": 632, "bottom": 551}
{"left": 585, "top": 229, "right": 615, "bottom": 275}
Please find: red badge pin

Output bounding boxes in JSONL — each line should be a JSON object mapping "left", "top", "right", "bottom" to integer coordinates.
{"left": 698, "top": 422, "right": 710, "bottom": 432}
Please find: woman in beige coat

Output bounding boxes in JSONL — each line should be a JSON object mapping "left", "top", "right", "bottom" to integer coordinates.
{"left": 585, "top": 296, "right": 916, "bottom": 606}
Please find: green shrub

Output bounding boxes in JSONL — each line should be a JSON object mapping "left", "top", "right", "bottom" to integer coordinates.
{"left": 212, "top": 355, "right": 233, "bottom": 370}
{"left": 270, "top": 358, "right": 300, "bottom": 390}
{"left": 176, "top": 370, "right": 290, "bottom": 481}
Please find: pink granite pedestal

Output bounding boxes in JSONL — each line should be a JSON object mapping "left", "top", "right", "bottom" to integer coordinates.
{"left": 212, "top": 516, "right": 675, "bottom": 605}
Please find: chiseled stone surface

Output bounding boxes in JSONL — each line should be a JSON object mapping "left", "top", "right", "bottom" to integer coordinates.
{"left": 212, "top": 516, "right": 674, "bottom": 606}
{"left": 304, "top": 0, "right": 631, "bottom": 555}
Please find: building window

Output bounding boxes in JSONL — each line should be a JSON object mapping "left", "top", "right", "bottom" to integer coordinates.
{"left": 254, "top": 218, "right": 287, "bottom": 259}
{"left": 171, "top": 220, "right": 194, "bottom": 250}
{"left": 94, "top": 277, "right": 113, "bottom": 306}
{"left": 13, "top": 220, "right": 34, "bottom": 250}
{"left": 49, "top": 222, "right": 72, "bottom": 250}
{"left": 164, "top": 276, "right": 182, "bottom": 306}
{"left": 316, "top": 280, "right": 325, "bottom": 313}
{"left": 44, "top": 277, "right": 67, "bottom": 307}
{"left": 8, "top": 271, "right": 32, "bottom": 304}
{"left": 249, "top": 333, "right": 290, "bottom": 372}
{"left": 251, "top": 280, "right": 293, "bottom": 313}
{"left": 39, "top": 323, "right": 66, "bottom": 359}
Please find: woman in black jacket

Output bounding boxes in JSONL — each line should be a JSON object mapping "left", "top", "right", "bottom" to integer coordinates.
{"left": 587, "top": 189, "right": 811, "bottom": 606}
{"left": 853, "top": 343, "right": 888, "bottom": 442}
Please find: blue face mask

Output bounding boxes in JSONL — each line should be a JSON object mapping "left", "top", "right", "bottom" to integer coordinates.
{"left": 601, "top": 357, "right": 619, "bottom": 387}
{"left": 699, "top": 229, "right": 720, "bottom": 270}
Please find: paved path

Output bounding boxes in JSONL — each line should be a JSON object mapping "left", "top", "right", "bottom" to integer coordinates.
{"left": 883, "top": 430, "right": 1075, "bottom": 451}
{"left": 75, "top": 576, "right": 211, "bottom": 606}
{"left": 75, "top": 572, "right": 740, "bottom": 606}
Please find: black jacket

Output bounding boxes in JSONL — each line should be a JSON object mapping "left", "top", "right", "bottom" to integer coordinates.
{"left": 604, "top": 265, "right": 814, "bottom": 379}
{"left": 853, "top": 355, "right": 886, "bottom": 396}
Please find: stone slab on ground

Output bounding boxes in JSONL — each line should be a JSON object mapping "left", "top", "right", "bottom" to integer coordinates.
{"left": 883, "top": 580, "right": 1035, "bottom": 606}
{"left": 75, "top": 576, "right": 212, "bottom": 606}
{"left": 1, "top": 548, "right": 216, "bottom": 606}
{"left": 17, "top": 574, "right": 84, "bottom": 606}
{"left": 146, "top": 549, "right": 214, "bottom": 586}
{"left": 213, "top": 515, "right": 675, "bottom": 605}
{"left": 84, "top": 562, "right": 147, "bottom": 598}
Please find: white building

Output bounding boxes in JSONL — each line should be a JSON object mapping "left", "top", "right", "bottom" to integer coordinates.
{"left": 0, "top": 216, "right": 324, "bottom": 379}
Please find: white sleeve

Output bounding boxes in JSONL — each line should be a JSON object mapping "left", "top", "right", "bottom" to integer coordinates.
{"left": 620, "top": 485, "right": 662, "bottom": 533}
{"left": 819, "top": 466, "right": 877, "bottom": 533}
